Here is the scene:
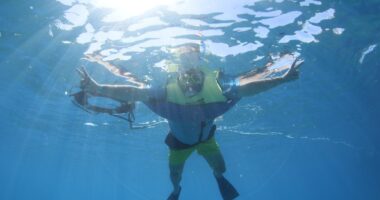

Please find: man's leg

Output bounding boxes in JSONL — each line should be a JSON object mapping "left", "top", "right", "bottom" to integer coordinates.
{"left": 197, "top": 138, "right": 239, "bottom": 200}
{"left": 197, "top": 137, "right": 226, "bottom": 177}
{"left": 204, "top": 152, "right": 226, "bottom": 177}
{"left": 169, "top": 163, "right": 184, "bottom": 194}
{"left": 168, "top": 148, "right": 194, "bottom": 198}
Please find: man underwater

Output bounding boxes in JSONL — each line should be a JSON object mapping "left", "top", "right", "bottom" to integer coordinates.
{"left": 76, "top": 43, "right": 303, "bottom": 200}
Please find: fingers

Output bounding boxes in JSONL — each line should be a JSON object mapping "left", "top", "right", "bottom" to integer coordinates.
{"left": 289, "top": 58, "right": 302, "bottom": 71}
{"left": 294, "top": 59, "right": 304, "bottom": 69}
{"left": 286, "top": 59, "right": 302, "bottom": 77}
{"left": 80, "top": 67, "right": 90, "bottom": 78}
{"left": 289, "top": 59, "right": 303, "bottom": 76}
{"left": 76, "top": 68, "right": 85, "bottom": 78}
{"left": 76, "top": 67, "right": 91, "bottom": 80}
{"left": 76, "top": 67, "right": 92, "bottom": 89}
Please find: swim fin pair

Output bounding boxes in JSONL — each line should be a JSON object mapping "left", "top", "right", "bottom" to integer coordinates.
{"left": 167, "top": 176, "right": 238, "bottom": 200}
{"left": 215, "top": 175, "right": 239, "bottom": 200}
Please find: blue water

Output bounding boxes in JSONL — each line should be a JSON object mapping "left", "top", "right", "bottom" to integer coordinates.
{"left": 1, "top": 0, "right": 380, "bottom": 199}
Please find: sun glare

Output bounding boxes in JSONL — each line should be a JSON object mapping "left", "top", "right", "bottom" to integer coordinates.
{"left": 92, "top": 0, "right": 178, "bottom": 20}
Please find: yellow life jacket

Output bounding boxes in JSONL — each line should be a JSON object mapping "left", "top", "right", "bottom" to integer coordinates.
{"left": 166, "top": 66, "right": 227, "bottom": 105}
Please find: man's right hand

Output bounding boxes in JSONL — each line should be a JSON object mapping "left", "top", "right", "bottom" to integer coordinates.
{"left": 282, "top": 57, "right": 303, "bottom": 80}
{"left": 76, "top": 67, "right": 100, "bottom": 95}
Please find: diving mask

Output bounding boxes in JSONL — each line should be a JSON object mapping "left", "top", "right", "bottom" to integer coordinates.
{"left": 178, "top": 68, "right": 204, "bottom": 97}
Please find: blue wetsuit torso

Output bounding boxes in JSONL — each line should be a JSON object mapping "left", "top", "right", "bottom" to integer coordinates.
{"left": 144, "top": 72, "right": 240, "bottom": 146}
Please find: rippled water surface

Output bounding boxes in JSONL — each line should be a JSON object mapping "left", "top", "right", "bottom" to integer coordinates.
{"left": 1, "top": 0, "right": 380, "bottom": 199}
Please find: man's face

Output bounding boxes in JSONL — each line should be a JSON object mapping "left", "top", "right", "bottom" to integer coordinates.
{"left": 178, "top": 48, "right": 200, "bottom": 70}
{"left": 178, "top": 68, "right": 204, "bottom": 97}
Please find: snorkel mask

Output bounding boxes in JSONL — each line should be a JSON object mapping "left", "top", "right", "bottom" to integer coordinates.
{"left": 178, "top": 68, "right": 204, "bottom": 97}
{"left": 171, "top": 43, "right": 205, "bottom": 96}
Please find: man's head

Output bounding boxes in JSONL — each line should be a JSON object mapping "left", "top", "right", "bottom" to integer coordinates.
{"left": 173, "top": 43, "right": 201, "bottom": 71}
{"left": 172, "top": 43, "right": 204, "bottom": 96}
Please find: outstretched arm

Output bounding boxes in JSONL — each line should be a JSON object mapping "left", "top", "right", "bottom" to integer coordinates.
{"left": 77, "top": 67, "right": 151, "bottom": 102}
{"left": 236, "top": 54, "right": 303, "bottom": 97}
{"left": 83, "top": 54, "right": 146, "bottom": 88}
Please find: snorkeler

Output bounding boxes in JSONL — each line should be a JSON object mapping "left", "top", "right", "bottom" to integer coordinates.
{"left": 75, "top": 43, "right": 303, "bottom": 200}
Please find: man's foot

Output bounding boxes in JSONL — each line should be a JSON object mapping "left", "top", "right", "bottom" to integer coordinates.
{"left": 167, "top": 186, "right": 181, "bottom": 200}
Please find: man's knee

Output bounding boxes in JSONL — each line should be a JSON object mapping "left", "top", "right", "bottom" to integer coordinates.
{"left": 170, "top": 171, "right": 182, "bottom": 181}
{"left": 204, "top": 153, "right": 226, "bottom": 175}
{"left": 170, "top": 169, "right": 182, "bottom": 177}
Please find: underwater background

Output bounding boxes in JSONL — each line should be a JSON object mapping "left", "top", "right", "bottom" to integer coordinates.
{"left": 0, "top": 0, "right": 379, "bottom": 199}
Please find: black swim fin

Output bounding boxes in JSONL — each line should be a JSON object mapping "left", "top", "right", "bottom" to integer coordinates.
{"left": 167, "top": 187, "right": 181, "bottom": 200}
{"left": 215, "top": 175, "right": 239, "bottom": 200}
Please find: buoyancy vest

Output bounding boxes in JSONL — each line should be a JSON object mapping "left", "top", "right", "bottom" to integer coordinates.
{"left": 166, "top": 66, "right": 227, "bottom": 105}
{"left": 144, "top": 64, "right": 239, "bottom": 122}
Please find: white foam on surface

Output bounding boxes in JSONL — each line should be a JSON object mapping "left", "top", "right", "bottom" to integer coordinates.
{"left": 55, "top": 4, "right": 89, "bottom": 31}
{"left": 251, "top": 10, "right": 282, "bottom": 18}
{"left": 309, "top": 8, "right": 335, "bottom": 23}
{"left": 167, "top": 0, "right": 260, "bottom": 22}
{"left": 300, "top": 0, "right": 322, "bottom": 6}
{"left": 128, "top": 17, "right": 168, "bottom": 31}
{"left": 76, "top": 24, "right": 95, "bottom": 44}
{"left": 253, "top": 55, "right": 265, "bottom": 61}
{"left": 54, "top": 0, "right": 342, "bottom": 61}
{"left": 233, "top": 27, "right": 252, "bottom": 32}
{"left": 95, "top": 0, "right": 178, "bottom": 22}
{"left": 259, "top": 11, "right": 302, "bottom": 29}
{"left": 254, "top": 26, "right": 270, "bottom": 38}
{"left": 359, "top": 44, "right": 377, "bottom": 64}
{"left": 278, "top": 9, "right": 335, "bottom": 44}
{"left": 204, "top": 40, "right": 263, "bottom": 57}
{"left": 279, "top": 21, "right": 322, "bottom": 43}
{"left": 332, "top": 27, "right": 345, "bottom": 35}
{"left": 181, "top": 18, "right": 208, "bottom": 26}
